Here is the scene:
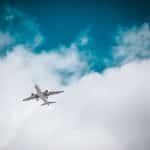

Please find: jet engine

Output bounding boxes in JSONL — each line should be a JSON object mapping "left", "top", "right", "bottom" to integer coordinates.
{"left": 44, "top": 90, "right": 48, "bottom": 94}
{"left": 31, "top": 93, "right": 35, "bottom": 96}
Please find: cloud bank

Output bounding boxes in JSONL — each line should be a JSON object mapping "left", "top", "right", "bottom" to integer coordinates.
{"left": 0, "top": 7, "right": 150, "bottom": 150}
{"left": 1, "top": 47, "right": 150, "bottom": 150}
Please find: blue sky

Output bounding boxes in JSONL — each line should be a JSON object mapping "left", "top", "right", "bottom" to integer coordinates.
{"left": 0, "top": 1, "right": 150, "bottom": 150}
{"left": 0, "top": 0, "right": 150, "bottom": 71}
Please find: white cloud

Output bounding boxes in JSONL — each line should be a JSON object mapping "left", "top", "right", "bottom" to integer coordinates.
{"left": 0, "top": 43, "right": 150, "bottom": 150}
{"left": 0, "top": 43, "right": 88, "bottom": 149}
{"left": 113, "top": 23, "right": 150, "bottom": 64}
{"left": 0, "top": 32, "right": 14, "bottom": 49}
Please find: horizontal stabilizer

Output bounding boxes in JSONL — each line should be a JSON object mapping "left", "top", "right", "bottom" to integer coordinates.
{"left": 41, "top": 101, "right": 56, "bottom": 106}
{"left": 48, "top": 90, "right": 64, "bottom": 96}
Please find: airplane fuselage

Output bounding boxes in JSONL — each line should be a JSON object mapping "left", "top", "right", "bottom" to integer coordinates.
{"left": 22, "top": 84, "right": 63, "bottom": 106}
{"left": 32, "top": 92, "right": 48, "bottom": 99}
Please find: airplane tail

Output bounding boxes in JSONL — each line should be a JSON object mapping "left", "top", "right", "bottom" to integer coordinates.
{"left": 41, "top": 101, "right": 56, "bottom": 106}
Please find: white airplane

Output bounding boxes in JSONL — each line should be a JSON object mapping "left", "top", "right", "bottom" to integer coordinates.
{"left": 22, "top": 84, "right": 64, "bottom": 106}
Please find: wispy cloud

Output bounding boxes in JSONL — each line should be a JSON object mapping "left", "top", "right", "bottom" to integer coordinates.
{"left": 0, "top": 32, "right": 14, "bottom": 49}
{"left": 0, "top": 6, "right": 44, "bottom": 51}
{"left": 113, "top": 23, "right": 150, "bottom": 64}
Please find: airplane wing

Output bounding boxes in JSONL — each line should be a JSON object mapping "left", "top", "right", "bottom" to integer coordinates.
{"left": 22, "top": 95, "right": 36, "bottom": 101}
{"left": 47, "top": 91, "right": 64, "bottom": 96}
{"left": 35, "top": 84, "right": 42, "bottom": 94}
